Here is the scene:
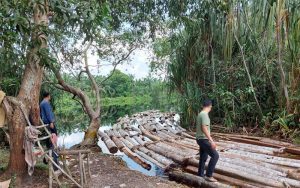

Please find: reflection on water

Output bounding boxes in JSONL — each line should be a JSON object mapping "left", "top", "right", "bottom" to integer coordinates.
{"left": 58, "top": 125, "right": 164, "bottom": 177}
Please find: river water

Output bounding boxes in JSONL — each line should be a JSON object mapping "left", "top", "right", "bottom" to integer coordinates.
{"left": 57, "top": 125, "right": 164, "bottom": 177}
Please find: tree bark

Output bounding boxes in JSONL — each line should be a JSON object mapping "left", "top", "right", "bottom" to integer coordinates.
{"left": 3, "top": 2, "right": 48, "bottom": 175}
{"left": 81, "top": 118, "right": 100, "bottom": 146}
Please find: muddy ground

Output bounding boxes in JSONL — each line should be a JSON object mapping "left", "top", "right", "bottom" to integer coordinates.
{"left": 0, "top": 148, "right": 188, "bottom": 188}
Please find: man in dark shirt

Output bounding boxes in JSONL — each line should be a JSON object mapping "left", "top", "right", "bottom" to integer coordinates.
{"left": 40, "top": 92, "right": 57, "bottom": 135}
{"left": 40, "top": 92, "right": 59, "bottom": 170}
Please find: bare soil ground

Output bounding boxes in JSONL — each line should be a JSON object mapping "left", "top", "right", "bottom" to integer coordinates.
{"left": 0, "top": 148, "right": 188, "bottom": 188}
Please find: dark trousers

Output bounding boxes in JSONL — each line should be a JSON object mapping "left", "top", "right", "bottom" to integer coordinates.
{"left": 197, "top": 139, "right": 219, "bottom": 177}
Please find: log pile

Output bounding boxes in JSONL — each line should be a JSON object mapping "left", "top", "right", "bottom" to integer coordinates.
{"left": 98, "top": 110, "right": 300, "bottom": 188}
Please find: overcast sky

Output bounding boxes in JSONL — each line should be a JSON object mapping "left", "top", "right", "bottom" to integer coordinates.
{"left": 88, "top": 48, "right": 152, "bottom": 80}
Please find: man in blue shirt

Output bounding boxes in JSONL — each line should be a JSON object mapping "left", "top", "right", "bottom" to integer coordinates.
{"left": 40, "top": 92, "right": 59, "bottom": 170}
{"left": 40, "top": 92, "right": 57, "bottom": 135}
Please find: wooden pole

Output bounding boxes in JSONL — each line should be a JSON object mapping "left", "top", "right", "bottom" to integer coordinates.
{"left": 49, "top": 150, "right": 53, "bottom": 188}
{"left": 87, "top": 153, "right": 91, "bottom": 178}
{"left": 79, "top": 152, "right": 84, "bottom": 187}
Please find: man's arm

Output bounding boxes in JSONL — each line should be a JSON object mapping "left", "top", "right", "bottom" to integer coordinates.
{"left": 201, "top": 125, "right": 216, "bottom": 149}
{"left": 44, "top": 103, "right": 55, "bottom": 128}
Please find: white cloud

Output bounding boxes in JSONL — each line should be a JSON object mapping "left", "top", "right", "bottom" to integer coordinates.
{"left": 88, "top": 48, "right": 151, "bottom": 80}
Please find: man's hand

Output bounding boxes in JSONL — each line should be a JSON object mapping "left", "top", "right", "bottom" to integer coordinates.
{"left": 50, "top": 122, "right": 54, "bottom": 129}
{"left": 210, "top": 141, "right": 217, "bottom": 150}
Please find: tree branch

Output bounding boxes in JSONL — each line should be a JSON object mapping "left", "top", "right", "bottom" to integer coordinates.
{"left": 83, "top": 41, "right": 101, "bottom": 114}
{"left": 100, "top": 46, "right": 136, "bottom": 84}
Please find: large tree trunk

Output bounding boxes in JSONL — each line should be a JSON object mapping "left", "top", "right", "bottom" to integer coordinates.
{"left": 3, "top": 3, "right": 48, "bottom": 175}
{"left": 81, "top": 118, "right": 100, "bottom": 146}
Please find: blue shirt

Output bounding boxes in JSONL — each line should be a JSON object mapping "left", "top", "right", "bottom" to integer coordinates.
{"left": 40, "top": 99, "right": 55, "bottom": 124}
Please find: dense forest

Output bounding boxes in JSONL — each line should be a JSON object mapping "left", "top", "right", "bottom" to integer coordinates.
{"left": 0, "top": 0, "right": 299, "bottom": 177}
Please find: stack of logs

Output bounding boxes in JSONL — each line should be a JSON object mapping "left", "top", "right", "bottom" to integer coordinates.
{"left": 98, "top": 110, "right": 300, "bottom": 188}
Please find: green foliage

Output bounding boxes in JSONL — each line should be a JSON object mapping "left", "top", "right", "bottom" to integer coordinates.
{"left": 151, "top": 0, "right": 300, "bottom": 139}
{"left": 43, "top": 71, "right": 177, "bottom": 134}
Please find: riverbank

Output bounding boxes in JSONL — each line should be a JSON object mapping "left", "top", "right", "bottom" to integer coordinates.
{"left": 0, "top": 147, "right": 188, "bottom": 188}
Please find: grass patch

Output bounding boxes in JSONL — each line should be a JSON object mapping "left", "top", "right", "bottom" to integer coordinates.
{"left": 0, "top": 147, "right": 9, "bottom": 173}
{"left": 292, "top": 136, "right": 300, "bottom": 145}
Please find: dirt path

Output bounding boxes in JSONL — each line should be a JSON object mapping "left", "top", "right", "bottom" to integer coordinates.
{"left": 9, "top": 150, "right": 187, "bottom": 188}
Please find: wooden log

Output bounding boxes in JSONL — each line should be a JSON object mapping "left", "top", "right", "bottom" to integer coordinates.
{"left": 224, "top": 149, "right": 300, "bottom": 168}
{"left": 161, "top": 129, "right": 179, "bottom": 138}
{"left": 138, "top": 147, "right": 174, "bottom": 167}
{"left": 156, "top": 142, "right": 194, "bottom": 156}
{"left": 168, "top": 171, "right": 231, "bottom": 188}
{"left": 119, "top": 129, "right": 129, "bottom": 137}
{"left": 213, "top": 133, "right": 293, "bottom": 147}
{"left": 212, "top": 155, "right": 295, "bottom": 182}
{"left": 146, "top": 144, "right": 186, "bottom": 164}
{"left": 98, "top": 131, "right": 118, "bottom": 153}
{"left": 288, "top": 171, "right": 300, "bottom": 181}
{"left": 219, "top": 156, "right": 287, "bottom": 177}
{"left": 217, "top": 160, "right": 295, "bottom": 185}
{"left": 140, "top": 126, "right": 161, "bottom": 141}
{"left": 217, "top": 140, "right": 283, "bottom": 155}
{"left": 185, "top": 158, "right": 285, "bottom": 187}
{"left": 175, "top": 125, "right": 186, "bottom": 132}
{"left": 134, "top": 150, "right": 166, "bottom": 168}
{"left": 144, "top": 123, "right": 157, "bottom": 131}
{"left": 176, "top": 140, "right": 199, "bottom": 150}
{"left": 181, "top": 132, "right": 195, "bottom": 139}
{"left": 125, "top": 130, "right": 139, "bottom": 137}
{"left": 133, "top": 135, "right": 146, "bottom": 145}
{"left": 98, "top": 131, "right": 108, "bottom": 141}
{"left": 104, "top": 130, "right": 114, "bottom": 137}
{"left": 131, "top": 126, "right": 142, "bottom": 134}
{"left": 119, "top": 137, "right": 134, "bottom": 149}
{"left": 124, "top": 135, "right": 139, "bottom": 146}
{"left": 221, "top": 152, "right": 294, "bottom": 174}
{"left": 154, "top": 123, "right": 166, "bottom": 131}
{"left": 111, "top": 129, "right": 122, "bottom": 137}
{"left": 154, "top": 131, "right": 173, "bottom": 140}
{"left": 111, "top": 136, "right": 125, "bottom": 149}
{"left": 179, "top": 139, "right": 198, "bottom": 148}
{"left": 121, "top": 147, "right": 151, "bottom": 170}
{"left": 163, "top": 141, "right": 198, "bottom": 155}
{"left": 222, "top": 136, "right": 300, "bottom": 155}
{"left": 184, "top": 165, "right": 263, "bottom": 188}
{"left": 165, "top": 126, "right": 180, "bottom": 135}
